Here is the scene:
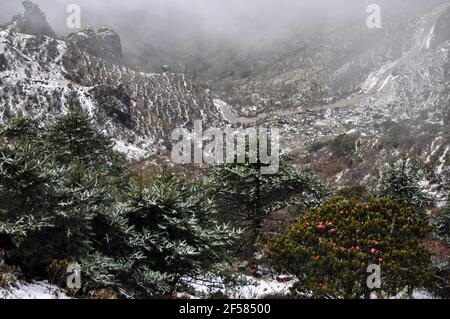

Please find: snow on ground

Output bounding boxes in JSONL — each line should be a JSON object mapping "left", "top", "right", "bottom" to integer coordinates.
{"left": 388, "top": 289, "right": 436, "bottom": 299}
{"left": 113, "top": 136, "right": 161, "bottom": 161}
{"left": 0, "top": 281, "right": 71, "bottom": 299}
{"left": 185, "top": 274, "right": 439, "bottom": 299}
{"left": 183, "top": 275, "right": 294, "bottom": 299}
{"left": 231, "top": 277, "right": 294, "bottom": 299}
{"left": 425, "top": 25, "right": 436, "bottom": 50}
{"left": 437, "top": 145, "right": 450, "bottom": 175}
{"left": 114, "top": 139, "right": 148, "bottom": 161}
{"left": 0, "top": 278, "right": 437, "bottom": 299}
{"left": 361, "top": 61, "right": 397, "bottom": 93}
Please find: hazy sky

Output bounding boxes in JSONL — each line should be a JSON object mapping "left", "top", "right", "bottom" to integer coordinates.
{"left": 0, "top": 0, "right": 443, "bottom": 67}
{"left": 2, "top": 0, "right": 438, "bottom": 38}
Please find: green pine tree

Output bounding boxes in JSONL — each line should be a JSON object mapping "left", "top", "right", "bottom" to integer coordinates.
{"left": 0, "top": 138, "right": 59, "bottom": 272}
{"left": 0, "top": 113, "right": 124, "bottom": 277}
{"left": 0, "top": 117, "right": 41, "bottom": 141}
{"left": 111, "top": 172, "right": 241, "bottom": 296}
{"left": 432, "top": 194, "right": 450, "bottom": 246}
{"left": 205, "top": 153, "right": 331, "bottom": 262}
{"left": 371, "top": 160, "right": 431, "bottom": 210}
{"left": 45, "top": 109, "right": 125, "bottom": 176}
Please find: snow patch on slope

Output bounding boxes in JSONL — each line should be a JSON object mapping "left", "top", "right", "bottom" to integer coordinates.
{"left": 114, "top": 139, "right": 154, "bottom": 160}
{"left": 425, "top": 25, "right": 436, "bottom": 49}
{"left": 361, "top": 61, "right": 397, "bottom": 93}
{"left": 0, "top": 281, "right": 70, "bottom": 299}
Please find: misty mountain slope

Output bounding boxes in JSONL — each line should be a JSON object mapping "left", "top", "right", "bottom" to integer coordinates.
{"left": 260, "top": 2, "right": 450, "bottom": 199}
{"left": 221, "top": 4, "right": 449, "bottom": 116}
{"left": 0, "top": 1, "right": 449, "bottom": 195}
{"left": 0, "top": 5, "right": 223, "bottom": 159}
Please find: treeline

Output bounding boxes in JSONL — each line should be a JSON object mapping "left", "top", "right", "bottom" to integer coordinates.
{"left": 0, "top": 110, "right": 449, "bottom": 298}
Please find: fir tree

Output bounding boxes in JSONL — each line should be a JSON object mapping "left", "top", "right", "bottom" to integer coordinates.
{"left": 113, "top": 172, "right": 241, "bottom": 296}
{"left": 45, "top": 110, "right": 130, "bottom": 204}
{"left": 371, "top": 161, "right": 431, "bottom": 210}
{"left": 0, "top": 117, "right": 41, "bottom": 141}
{"left": 0, "top": 118, "right": 114, "bottom": 273}
{"left": 45, "top": 109, "right": 125, "bottom": 175}
{"left": 0, "top": 139, "right": 59, "bottom": 271}
{"left": 205, "top": 154, "right": 331, "bottom": 261}
{"left": 432, "top": 194, "right": 450, "bottom": 246}
{"left": 45, "top": 162, "right": 111, "bottom": 264}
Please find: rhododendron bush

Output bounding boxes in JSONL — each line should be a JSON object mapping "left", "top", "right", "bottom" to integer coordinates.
{"left": 268, "top": 197, "right": 434, "bottom": 299}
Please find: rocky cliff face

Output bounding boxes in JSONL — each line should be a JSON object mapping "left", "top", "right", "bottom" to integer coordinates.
{"left": 6, "top": 1, "right": 56, "bottom": 38}
{"left": 66, "top": 27, "right": 124, "bottom": 64}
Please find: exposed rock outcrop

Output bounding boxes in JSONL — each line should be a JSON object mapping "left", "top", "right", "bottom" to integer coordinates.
{"left": 66, "top": 27, "right": 124, "bottom": 64}
{"left": 9, "top": 1, "right": 56, "bottom": 38}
